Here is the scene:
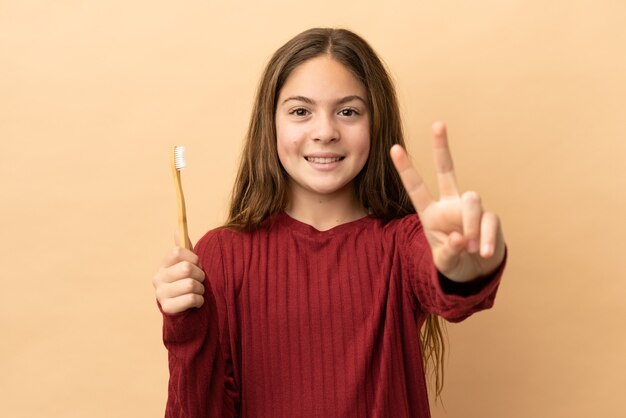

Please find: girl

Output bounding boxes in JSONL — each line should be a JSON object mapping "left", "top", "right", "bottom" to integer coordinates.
{"left": 153, "top": 27, "right": 506, "bottom": 418}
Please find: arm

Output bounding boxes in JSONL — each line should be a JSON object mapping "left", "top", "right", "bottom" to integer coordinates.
{"left": 391, "top": 122, "right": 507, "bottom": 320}
{"left": 398, "top": 214, "right": 506, "bottom": 322}
{"left": 154, "top": 232, "right": 238, "bottom": 417}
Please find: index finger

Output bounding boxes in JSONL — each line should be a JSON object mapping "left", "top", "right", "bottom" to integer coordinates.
{"left": 390, "top": 144, "right": 434, "bottom": 213}
{"left": 162, "top": 246, "right": 200, "bottom": 269}
{"left": 154, "top": 247, "right": 205, "bottom": 287}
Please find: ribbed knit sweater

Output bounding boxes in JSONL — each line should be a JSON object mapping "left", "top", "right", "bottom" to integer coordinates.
{"left": 161, "top": 212, "right": 505, "bottom": 418}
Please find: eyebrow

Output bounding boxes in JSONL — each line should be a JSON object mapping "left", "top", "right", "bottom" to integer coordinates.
{"left": 281, "top": 95, "right": 367, "bottom": 106}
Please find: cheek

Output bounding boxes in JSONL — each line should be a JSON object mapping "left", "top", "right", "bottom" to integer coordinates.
{"left": 360, "top": 144, "right": 371, "bottom": 168}
{"left": 355, "top": 135, "right": 371, "bottom": 171}
{"left": 357, "top": 130, "right": 371, "bottom": 159}
{"left": 276, "top": 137, "right": 288, "bottom": 166}
{"left": 276, "top": 124, "right": 304, "bottom": 153}
{"left": 276, "top": 128, "right": 297, "bottom": 167}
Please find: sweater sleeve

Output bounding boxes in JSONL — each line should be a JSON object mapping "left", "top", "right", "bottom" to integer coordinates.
{"left": 159, "top": 230, "right": 239, "bottom": 417}
{"left": 398, "top": 215, "right": 506, "bottom": 323}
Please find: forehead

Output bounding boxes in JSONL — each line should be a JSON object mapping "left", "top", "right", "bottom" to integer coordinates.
{"left": 278, "top": 56, "right": 366, "bottom": 100}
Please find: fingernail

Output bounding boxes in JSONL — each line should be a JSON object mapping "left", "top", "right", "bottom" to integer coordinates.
{"left": 481, "top": 243, "right": 493, "bottom": 257}
{"left": 468, "top": 240, "right": 479, "bottom": 253}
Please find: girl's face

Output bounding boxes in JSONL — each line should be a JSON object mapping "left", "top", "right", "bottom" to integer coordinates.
{"left": 275, "top": 56, "right": 370, "bottom": 203}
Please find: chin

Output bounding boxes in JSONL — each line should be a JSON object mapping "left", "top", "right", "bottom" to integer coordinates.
{"left": 307, "top": 182, "right": 353, "bottom": 196}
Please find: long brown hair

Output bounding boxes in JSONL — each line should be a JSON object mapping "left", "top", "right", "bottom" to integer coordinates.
{"left": 225, "top": 27, "right": 447, "bottom": 398}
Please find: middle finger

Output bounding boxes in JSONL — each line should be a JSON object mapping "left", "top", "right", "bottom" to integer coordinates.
{"left": 432, "top": 122, "right": 460, "bottom": 198}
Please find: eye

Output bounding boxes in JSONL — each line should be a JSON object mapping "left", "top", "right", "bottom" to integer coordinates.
{"left": 339, "top": 108, "right": 359, "bottom": 117}
{"left": 289, "top": 107, "right": 310, "bottom": 117}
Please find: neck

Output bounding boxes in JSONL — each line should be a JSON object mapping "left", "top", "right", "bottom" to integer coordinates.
{"left": 285, "top": 184, "right": 367, "bottom": 232}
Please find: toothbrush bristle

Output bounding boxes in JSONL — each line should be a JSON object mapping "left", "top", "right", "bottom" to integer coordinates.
{"left": 174, "top": 146, "right": 186, "bottom": 170}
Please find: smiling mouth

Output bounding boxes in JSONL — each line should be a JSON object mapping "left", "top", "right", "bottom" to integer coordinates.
{"left": 304, "top": 156, "right": 345, "bottom": 163}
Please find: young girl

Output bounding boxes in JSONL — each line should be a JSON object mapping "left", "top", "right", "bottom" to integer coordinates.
{"left": 153, "top": 27, "right": 506, "bottom": 418}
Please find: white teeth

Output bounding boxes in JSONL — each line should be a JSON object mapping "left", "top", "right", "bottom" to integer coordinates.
{"left": 305, "top": 156, "right": 342, "bottom": 163}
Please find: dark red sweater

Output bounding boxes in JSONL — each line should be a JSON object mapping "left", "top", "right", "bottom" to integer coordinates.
{"left": 161, "top": 212, "right": 504, "bottom": 418}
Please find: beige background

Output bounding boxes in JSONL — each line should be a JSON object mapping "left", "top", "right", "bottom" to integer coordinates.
{"left": 1, "top": 0, "right": 625, "bottom": 417}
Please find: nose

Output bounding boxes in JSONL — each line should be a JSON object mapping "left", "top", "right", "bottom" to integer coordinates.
{"left": 312, "top": 113, "right": 339, "bottom": 143}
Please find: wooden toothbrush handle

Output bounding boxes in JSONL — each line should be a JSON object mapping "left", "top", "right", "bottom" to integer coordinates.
{"left": 171, "top": 154, "right": 191, "bottom": 250}
{"left": 175, "top": 172, "right": 191, "bottom": 250}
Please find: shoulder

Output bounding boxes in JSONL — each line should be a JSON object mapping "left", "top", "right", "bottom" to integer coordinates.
{"left": 347, "top": 214, "right": 424, "bottom": 249}
{"left": 194, "top": 226, "right": 249, "bottom": 256}
{"left": 194, "top": 218, "right": 277, "bottom": 258}
{"left": 380, "top": 213, "right": 424, "bottom": 240}
{"left": 382, "top": 213, "right": 422, "bottom": 228}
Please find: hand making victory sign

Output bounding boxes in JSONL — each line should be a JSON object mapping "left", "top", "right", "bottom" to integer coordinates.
{"left": 390, "top": 122, "right": 506, "bottom": 283}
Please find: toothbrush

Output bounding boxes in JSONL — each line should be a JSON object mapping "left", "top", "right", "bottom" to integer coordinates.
{"left": 171, "top": 146, "right": 191, "bottom": 250}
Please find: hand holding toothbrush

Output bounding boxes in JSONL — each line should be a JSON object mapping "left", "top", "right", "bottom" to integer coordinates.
{"left": 152, "top": 236, "right": 206, "bottom": 315}
{"left": 152, "top": 146, "right": 205, "bottom": 315}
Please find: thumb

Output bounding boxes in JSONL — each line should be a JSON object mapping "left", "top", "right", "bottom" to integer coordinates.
{"left": 173, "top": 229, "right": 194, "bottom": 251}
